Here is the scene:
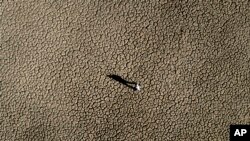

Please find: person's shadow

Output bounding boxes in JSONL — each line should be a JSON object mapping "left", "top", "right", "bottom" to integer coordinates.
{"left": 107, "top": 74, "right": 137, "bottom": 91}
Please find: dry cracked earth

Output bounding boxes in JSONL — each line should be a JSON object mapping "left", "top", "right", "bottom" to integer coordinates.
{"left": 1, "top": 0, "right": 250, "bottom": 141}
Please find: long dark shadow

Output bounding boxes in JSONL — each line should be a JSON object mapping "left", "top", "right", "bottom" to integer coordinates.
{"left": 107, "top": 74, "right": 137, "bottom": 90}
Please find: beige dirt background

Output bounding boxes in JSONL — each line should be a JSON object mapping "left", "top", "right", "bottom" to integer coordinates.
{"left": 1, "top": 0, "right": 250, "bottom": 140}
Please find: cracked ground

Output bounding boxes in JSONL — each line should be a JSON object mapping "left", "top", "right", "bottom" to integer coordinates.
{"left": 1, "top": 1, "right": 250, "bottom": 140}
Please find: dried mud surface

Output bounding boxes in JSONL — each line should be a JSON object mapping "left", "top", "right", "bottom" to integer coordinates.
{"left": 1, "top": 1, "right": 250, "bottom": 140}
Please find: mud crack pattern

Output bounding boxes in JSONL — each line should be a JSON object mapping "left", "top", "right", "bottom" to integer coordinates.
{"left": 1, "top": 0, "right": 250, "bottom": 140}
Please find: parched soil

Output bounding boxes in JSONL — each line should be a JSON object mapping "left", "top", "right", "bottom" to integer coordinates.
{"left": 1, "top": 1, "right": 250, "bottom": 140}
